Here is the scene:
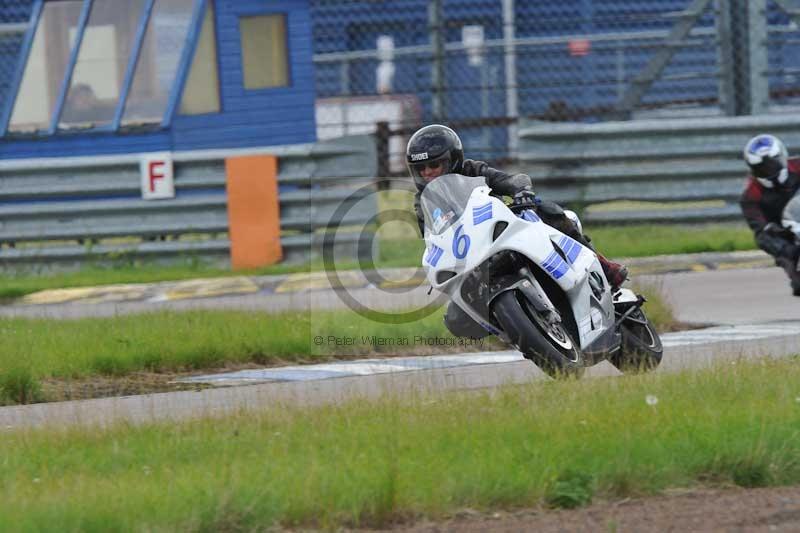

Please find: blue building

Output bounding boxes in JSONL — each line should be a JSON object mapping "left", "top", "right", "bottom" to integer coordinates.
{"left": 0, "top": 0, "right": 316, "bottom": 159}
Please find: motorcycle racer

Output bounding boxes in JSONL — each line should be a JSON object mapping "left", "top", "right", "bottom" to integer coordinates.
{"left": 741, "top": 134, "right": 800, "bottom": 295}
{"left": 407, "top": 124, "right": 627, "bottom": 337}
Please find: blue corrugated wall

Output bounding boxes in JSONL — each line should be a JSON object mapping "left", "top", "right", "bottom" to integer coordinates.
{"left": 2, "top": 0, "right": 800, "bottom": 159}
{"left": 0, "top": 0, "right": 316, "bottom": 159}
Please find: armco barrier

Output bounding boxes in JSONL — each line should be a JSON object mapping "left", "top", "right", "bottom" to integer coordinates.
{"left": 518, "top": 114, "right": 800, "bottom": 224}
{"left": 0, "top": 135, "right": 377, "bottom": 270}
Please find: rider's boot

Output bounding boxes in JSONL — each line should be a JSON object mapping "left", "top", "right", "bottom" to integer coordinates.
{"left": 597, "top": 253, "right": 628, "bottom": 291}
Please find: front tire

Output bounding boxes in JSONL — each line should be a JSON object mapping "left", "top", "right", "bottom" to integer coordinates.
{"left": 492, "top": 290, "right": 584, "bottom": 379}
{"left": 609, "top": 307, "right": 663, "bottom": 373}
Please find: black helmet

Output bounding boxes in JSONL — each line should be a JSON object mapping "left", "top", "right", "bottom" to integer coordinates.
{"left": 744, "top": 134, "right": 789, "bottom": 188}
{"left": 406, "top": 124, "right": 464, "bottom": 190}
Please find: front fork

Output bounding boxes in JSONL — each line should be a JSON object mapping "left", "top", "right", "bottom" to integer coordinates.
{"left": 487, "top": 266, "right": 562, "bottom": 327}
{"left": 613, "top": 294, "right": 646, "bottom": 329}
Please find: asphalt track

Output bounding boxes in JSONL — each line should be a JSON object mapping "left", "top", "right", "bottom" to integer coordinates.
{"left": 649, "top": 266, "right": 800, "bottom": 325}
{"left": 1, "top": 264, "right": 799, "bottom": 430}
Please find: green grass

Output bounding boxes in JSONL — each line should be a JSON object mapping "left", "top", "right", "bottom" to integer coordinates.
{"left": 0, "top": 222, "right": 754, "bottom": 299}
{"left": 2, "top": 357, "right": 800, "bottom": 531}
{"left": 0, "top": 308, "right": 453, "bottom": 385}
{"left": 587, "top": 223, "right": 755, "bottom": 258}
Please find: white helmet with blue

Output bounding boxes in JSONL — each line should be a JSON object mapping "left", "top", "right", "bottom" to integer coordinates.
{"left": 744, "top": 134, "right": 789, "bottom": 188}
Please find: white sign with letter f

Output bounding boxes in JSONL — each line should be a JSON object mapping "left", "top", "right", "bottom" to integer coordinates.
{"left": 140, "top": 152, "right": 175, "bottom": 200}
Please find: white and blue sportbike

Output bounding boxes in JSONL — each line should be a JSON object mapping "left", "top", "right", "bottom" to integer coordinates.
{"left": 421, "top": 173, "right": 662, "bottom": 378}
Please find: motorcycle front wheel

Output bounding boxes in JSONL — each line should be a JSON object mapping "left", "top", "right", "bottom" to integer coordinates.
{"left": 609, "top": 307, "right": 663, "bottom": 373}
{"left": 491, "top": 290, "right": 584, "bottom": 379}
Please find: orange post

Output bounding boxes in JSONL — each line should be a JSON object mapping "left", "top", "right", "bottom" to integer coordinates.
{"left": 225, "top": 155, "right": 283, "bottom": 269}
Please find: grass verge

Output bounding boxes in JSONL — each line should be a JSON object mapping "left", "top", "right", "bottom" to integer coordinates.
{"left": 586, "top": 223, "right": 755, "bottom": 258}
{"left": 1, "top": 357, "right": 799, "bottom": 531}
{"left": 0, "top": 307, "right": 453, "bottom": 384}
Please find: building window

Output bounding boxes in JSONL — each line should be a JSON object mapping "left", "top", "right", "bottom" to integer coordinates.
{"left": 120, "top": 0, "right": 196, "bottom": 126}
{"left": 8, "top": 0, "right": 84, "bottom": 133}
{"left": 179, "top": 0, "right": 219, "bottom": 115}
{"left": 59, "top": 0, "right": 148, "bottom": 129}
{"left": 240, "top": 14, "right": 289, "bottom": 90}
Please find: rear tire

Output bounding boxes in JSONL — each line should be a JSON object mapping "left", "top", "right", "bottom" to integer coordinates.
{"left": 492, "top": 290, "right": 584, "bottom": 379}
{"left": 609, "top": 307, "right": 662, "bottom": 373}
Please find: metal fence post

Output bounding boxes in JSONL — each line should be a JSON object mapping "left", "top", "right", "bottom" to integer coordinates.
{"left": 724, "top": 0, "right": 768, "bottom": 115}
{"left": 340, "top": 58, "right": 350, "bottom": 96}
{"left": 715, "top": 0, "right": 737, "bottom": 116}
{"left": 502, "top": 0, "right": 518, "bottom": 159}
{"left": 728, "top": 0, "right": 751, "bottom": 115}
{"left": 747, "top": 0, "right": 769, "bottom": 114}
{"left": 429, "top": 0, "right": 445, "bottom": 122}
{"left": 376, "top": 121, "right": 390, "bottom": 189}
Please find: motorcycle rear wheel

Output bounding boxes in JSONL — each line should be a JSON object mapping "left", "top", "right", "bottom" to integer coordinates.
{"left": 492, "top": 290, "right": 584, "bottom": 379}
{"left": 609, "top": 307, "right": 663, "bottom": 373}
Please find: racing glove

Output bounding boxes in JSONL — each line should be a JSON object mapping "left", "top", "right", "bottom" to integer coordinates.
{"left": 511, "top": 187, "right": 539, "bottom": 210}
{"left": 763, "top": 222, "right": 792, "bottom": 238}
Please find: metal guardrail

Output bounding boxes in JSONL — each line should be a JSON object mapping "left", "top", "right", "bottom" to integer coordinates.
{"left": 518, "top": 114, "right": 800, "bottom": 224}
{"left": 0, "top": 135, "right": 378, "bottom": 270}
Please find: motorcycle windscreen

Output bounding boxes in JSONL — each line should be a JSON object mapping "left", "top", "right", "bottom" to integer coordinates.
{"left": 420, "top": 173, "right": 487, "bottom": 235}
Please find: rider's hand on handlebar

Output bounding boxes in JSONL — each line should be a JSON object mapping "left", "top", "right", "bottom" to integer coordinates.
{"left": 511, "top": 188, "right": 539, "bottom": 211}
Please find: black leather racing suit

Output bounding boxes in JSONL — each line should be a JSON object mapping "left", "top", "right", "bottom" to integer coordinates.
{"left": 740, "top": 158, "right": 800, "bottom": 292}
{"left": 414, "top": 159, "right": 592, "bottom": 338}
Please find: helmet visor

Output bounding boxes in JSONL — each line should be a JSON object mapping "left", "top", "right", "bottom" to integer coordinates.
{"left": 750, "top": 156, "right": 784, "bottom": 181}
{"left": 409, "top": 153, "right": 451, "bottom": 182}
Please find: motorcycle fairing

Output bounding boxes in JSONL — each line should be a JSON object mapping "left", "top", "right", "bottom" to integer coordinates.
{"left": 423, "top": 186, "right": 615, "bottom": 348}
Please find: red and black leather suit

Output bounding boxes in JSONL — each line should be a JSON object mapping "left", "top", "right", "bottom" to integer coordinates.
{"left": 740, "top": 158, "right": 800, "bottom": 292}
{"left": 740, "top": 158, "right": 800, "bottom": 259}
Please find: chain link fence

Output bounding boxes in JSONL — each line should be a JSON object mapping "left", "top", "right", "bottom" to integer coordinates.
{"left": 311, "top": 0, "right": 800, "bottom": 172}
{"left": 0, "top": 0, "right": 32, "bottom": 118}
{"left": 767, "top": 1, "right": 800, "bottom": 107}
{"left": 0, "top": 0, "right": 31, "bottom": 23}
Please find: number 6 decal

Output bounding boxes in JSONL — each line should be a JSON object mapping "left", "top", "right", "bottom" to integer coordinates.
{"left": 453, "top": 225, "right": 470, "bottom": 259}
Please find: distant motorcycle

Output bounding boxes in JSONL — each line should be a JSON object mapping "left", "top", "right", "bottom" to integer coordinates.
{"left": 781, "top": 191, "right": 800, "bottom": 239}
{"left": 421, "top": 173, "right": 662, "bottom": 378}
{"left": 777, "top": 191, "right": 800, "bottom": 293}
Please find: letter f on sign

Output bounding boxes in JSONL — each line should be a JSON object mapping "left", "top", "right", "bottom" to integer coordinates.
{"left": 149, "top": 161, "right": 165, "bottom": 192}
{"left": 140, "top": 153, "right": 175, "bottom": 200}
